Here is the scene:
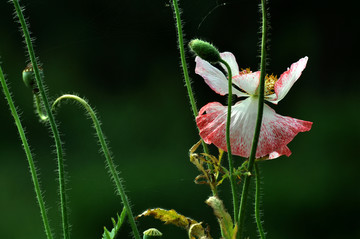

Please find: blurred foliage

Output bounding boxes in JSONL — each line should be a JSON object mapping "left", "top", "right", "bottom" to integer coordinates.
{"left": 0, "top": 0, "right": 359, "bottom": 239}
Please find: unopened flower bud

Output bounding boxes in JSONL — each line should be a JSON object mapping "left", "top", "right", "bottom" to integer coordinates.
{"left": 143, "top": 228, "right": 162, "bottom": 239}
{"left": 22, "top": 62, "right": 41, "bottom": 93}
{"left": 189, "top": 39, "right": 220, "bottom": 63}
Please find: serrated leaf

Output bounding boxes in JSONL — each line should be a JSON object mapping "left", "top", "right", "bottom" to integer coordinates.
{"left": 102, "top": 228, "right": 112, "bottom": 239}
{"left": 101, "top": 207, "right": 127, "bottom": 239}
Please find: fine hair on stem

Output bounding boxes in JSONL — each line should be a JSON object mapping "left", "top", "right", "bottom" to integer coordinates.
{"left": 237, "top": 0, "right": 268, "bottom": 238}
{"left": 219, "top": 58, "right": 239, "bottom": 223}
{"left": 254, "top": 163, "right": 266, "bottom": 239}
{"left": 0, "top": 65, "right": 54, "bottom": 239}
{"left": 11, "top": 1, "right": 70, "bottom": 238}
{"left": 171, "top": 0, "right": 217, "bottom": 196}
{"left": 52, "top": 94, "right": 141, "bottom": 239}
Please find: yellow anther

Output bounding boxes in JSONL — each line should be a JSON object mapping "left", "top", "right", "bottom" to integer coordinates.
{"left": 239, "top": 68, "right": 251, "bottom": 75}
{"left": 264, "top": 73, "right": 278, "bottom": 95}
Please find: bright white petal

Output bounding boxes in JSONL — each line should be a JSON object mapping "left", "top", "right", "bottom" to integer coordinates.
{"left": 219, "top": 52, "right": 240, "bottom": 76}
{"left": 265, "top": 93, "right": 277, "bottom": 102}
{"left": 270, "top": 56, "right": 308, "bottom": 104}
{"left": 195, "top": 56, "right": 247, "bottom": 97}
{"left": 232, "top": 71, "right": 261, "bottom": 95}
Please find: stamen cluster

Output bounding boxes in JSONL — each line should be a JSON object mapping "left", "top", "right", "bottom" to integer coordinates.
{"left": 264, "top": 74, "right": 278, "bottom": 96}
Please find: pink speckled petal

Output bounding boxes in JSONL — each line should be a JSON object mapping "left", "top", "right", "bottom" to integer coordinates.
{"left": 270, "top": 57, "right": 308, "bottom": 104}
{"left": 196, "top": 97, "right": 313, "bottom": 159}
{"left": 195, "top": 56, "right": 248, "bottom": 97}
{"left": 232, "top": 71, "right": 261, "bottom": 95}
{"left": 219, "top": 52, "right": 240, "bottom": 76}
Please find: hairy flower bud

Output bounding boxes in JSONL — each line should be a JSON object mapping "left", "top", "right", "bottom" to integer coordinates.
{"left": 189, "top": 39, "right": 220, "bottom": 63}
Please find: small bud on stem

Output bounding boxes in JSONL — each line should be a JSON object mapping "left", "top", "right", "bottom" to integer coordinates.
{"left": 189, "top": 39, "right": 221, "bottom": 63}
{"left": 22, "top": 62, "right": 41, "bottom": 93}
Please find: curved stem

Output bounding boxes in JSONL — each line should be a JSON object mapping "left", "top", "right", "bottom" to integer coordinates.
{"left": 219, "top": 59, "right": 238, "bottom": 223}
{"left": 0, "top": 66, "right": 53, "bottom": 239}
{"left": 34, "top": 94, "right": 48, "bottom": 121}
{"left": 255, "top": 163, "right": 266, "bottom": 239}
{"left": 237, "top": 0, "right": 267, "bottom": 237}
{"left": 171, "top": 0, "right": 216, "bottom": 196}
{"left": 52, "top": 94, "right": 141, "bottom": 239}
{"left": 11, "top": 1, "right": 69, "bottom": 238}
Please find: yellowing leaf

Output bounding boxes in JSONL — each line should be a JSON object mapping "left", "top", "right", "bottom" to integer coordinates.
{"left": 136, "top": 208, "right": 211, "bottom": 239}
{"left": 137, "top": 208, "right": 196, "bottom": 229}
{"left": 206, "top": 196, "right": 237, "bottom": 239}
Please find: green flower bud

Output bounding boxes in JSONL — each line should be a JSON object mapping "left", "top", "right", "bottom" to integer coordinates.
{"left": 22, "top": 64, "right": 34, "bottom": 88}
{"left": 22, "top": 63, "right": 41, "bottom": 93}
{"left": 143, "top": 228, "right": 162, "bottom": 239}
{"left": 189, "top": 39, "right": 220, "bottom": 63}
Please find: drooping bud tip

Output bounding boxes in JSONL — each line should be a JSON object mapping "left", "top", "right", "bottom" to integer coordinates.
{"left": 189, "top": 39, "right": 220, "bottom": 63}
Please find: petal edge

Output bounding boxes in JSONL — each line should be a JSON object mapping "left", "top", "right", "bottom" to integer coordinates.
{"left": 270, "top": 57, "right": 308, "bottom": 104}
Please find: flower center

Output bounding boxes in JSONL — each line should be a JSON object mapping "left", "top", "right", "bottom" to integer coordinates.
{"left": 264, "top": 73, "right": 278, "bottom": 95}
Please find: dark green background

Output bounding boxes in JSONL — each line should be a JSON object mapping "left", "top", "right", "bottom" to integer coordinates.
{"left": 0, "top": 0, "right": 359, "bottom": 238}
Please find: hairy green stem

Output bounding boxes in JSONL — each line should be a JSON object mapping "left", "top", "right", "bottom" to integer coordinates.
{"left": 0, "top": 66, "right": 53, "bottom": 239}
{"left": 255, "top": 163, "right": 266, "bottom": 239}
{"left": 219, "top": 59, "right": 238, "bottom": 223}
{"left": 171, "top": 0, "right": 216, "bottom": 196}
{"left": 172, "top": 0, "right": 197, "bottom": 119}
{"left": 11, "top": 1, "right": 69, "bottom": 238}
{"left": 237, "top": 0, "right": 267, "bottom": 237}
{"left": 52, "top": 94, "right": 141, "bottom": 239}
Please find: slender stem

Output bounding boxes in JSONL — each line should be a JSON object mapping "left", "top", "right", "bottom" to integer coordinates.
{"left": 254, "top": 163, "right": 266, "bottom": 239}
{"left": 237, "top": 0, "right": 267, "bottom": 237}
{"left": 52, "top": 94, "right": 141, "bottom": 239}
{"left": 171, "top": 0, "right": 216, "bottom": 196}
{"left": 11, "top": 1, "right": 69, "bottom": 238}
{"left": 219, "top": 59, "right": 238, "bottom": 223}
{"left": 0, "top": 66, "right": 53, "bottom": 239}
{"left": 172, "top": 0, "right": 198, "bottom": 119}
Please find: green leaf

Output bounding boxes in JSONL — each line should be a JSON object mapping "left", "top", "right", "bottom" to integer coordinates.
{"left": 102, "top": 207, "right": 127, "bottom": 239}
{"left": 102, "top": 228, "right": 112, "bottom": 239}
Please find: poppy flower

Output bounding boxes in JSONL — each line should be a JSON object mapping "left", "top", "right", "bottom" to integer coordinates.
{"left": 195, "top": 52, "right": 312, "bottom": 159}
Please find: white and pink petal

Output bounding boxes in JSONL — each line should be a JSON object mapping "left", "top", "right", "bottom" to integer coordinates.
{"left": 195, "top": 56, "right": 247, "bottom": 97}
{"left": 232, "top": 71, "right": 261, "bottom": 95}
{"left": 257, "top": 103, "right": 312, "bottom": 158}
{"left": 196, "top": 97, "right": 313, "bottom": 159}
{"left": 270, "top": 56, "right": 308, "bottom": 104}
